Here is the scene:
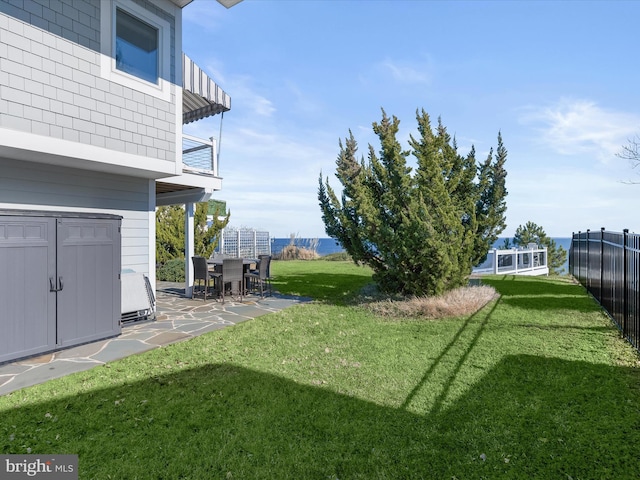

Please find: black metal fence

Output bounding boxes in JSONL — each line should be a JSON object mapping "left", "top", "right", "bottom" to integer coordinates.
{"left": 569, "top": 229, "right": 640, "bottom": 351}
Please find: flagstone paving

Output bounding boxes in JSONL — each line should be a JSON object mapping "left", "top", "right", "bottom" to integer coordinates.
{"left": 0, "top": 282, "right": 310, "bottom": 396}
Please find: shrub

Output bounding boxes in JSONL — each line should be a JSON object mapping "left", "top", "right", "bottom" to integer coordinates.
{"left": 274, "top": 245, "right": 319, "bottom": 260}
{"left": 157, "top": 258, "right": 186, "bottom": 281}
{"left": 322, "top": 252, "right": 352, "bottom": 261}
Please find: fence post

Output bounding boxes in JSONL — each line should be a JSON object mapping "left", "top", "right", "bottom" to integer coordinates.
{"left": 569, "top": 232, "right": 573, "bottom": 275}
{"left": 586, "top": 229, "right": 591, "bottom": 292}
{"left": 600, "top": 227, "right": 605, "bottom": 302}
{"left": 577, "top": 231, "right": 581, "bottom": 281}
{"left": 624, "top": 228, "right": 629, "bottom": 338}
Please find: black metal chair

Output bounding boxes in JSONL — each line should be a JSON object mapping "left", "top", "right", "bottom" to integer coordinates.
{"left": 191, "top": 256, "right": 216, "bottom": 301}
{"left": 219, "top": 258, "right": 244, "bottom": 303}
{"left": 245, "top": 255, "right": 272, "bottom": 297}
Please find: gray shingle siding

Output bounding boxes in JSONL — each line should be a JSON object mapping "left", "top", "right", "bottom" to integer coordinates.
{"left": 1, "top": 0, "right": 99, "bottom": 51}
{"left": 0, "top": 156, "right": 151, "bottom": 274}
{"left": 0, "top": 0, "right": 177, "bottom": 163}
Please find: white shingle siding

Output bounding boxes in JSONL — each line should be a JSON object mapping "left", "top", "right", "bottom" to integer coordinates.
{"left": 0, "top": 1, "right": 177, "bottom": 164}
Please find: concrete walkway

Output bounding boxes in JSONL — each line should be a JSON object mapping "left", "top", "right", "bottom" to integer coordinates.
{"left": 0, "top": 282, "right": 309, "bottom": 396}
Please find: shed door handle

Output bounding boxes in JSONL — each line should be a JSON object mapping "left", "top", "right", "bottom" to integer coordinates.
{"left": 49, "top": 276, "right": 64, "bottom": 292}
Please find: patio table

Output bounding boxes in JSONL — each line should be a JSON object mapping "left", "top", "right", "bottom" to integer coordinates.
{"left": 207, "top": 258, "right": 257, "bottom": 273}
{"left": 207, "top": 258, "right": 258, "bottom": 298}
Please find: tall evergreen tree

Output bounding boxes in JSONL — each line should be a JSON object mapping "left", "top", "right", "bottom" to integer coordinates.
{"left": 319, "top": 109, "right": 508, "bottom": 296}
{"left": 409, "top": 112, "right": 476, "bottom": 292}
{"left": 156, "top": 203, "right": 229, "bottom": 264}
{"left": 195, "top": 202, "right": 230, "bottom": 258}
{"left": 156, "top": 205, "right": 185, "bottom": 264}
{"left": 474, "top": 132, "right": 508, "bottom": 265}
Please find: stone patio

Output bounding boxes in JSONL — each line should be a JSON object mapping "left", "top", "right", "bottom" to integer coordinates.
{"left": 0, "top": 282, "right": 309, "bottom": 396}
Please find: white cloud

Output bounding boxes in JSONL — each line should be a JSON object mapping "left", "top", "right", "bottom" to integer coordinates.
{"left": 252, "top": 96, "right": 276, "bottom": 117}
{"left": 285, "top": 81, "right": 323, "bottom": 116}
{"left": 184, "top": 65, "right": 276, "bottom": 120}
{"left": 376, "top": 57, "right": 433, "bottom": 85}
{"left": 519, "top": 99, "right": 640, "bottom": 163}
{"left": 184, "top": 112, "right": 340, "bottom": 237}
{"left": 219, "top": 188, "right": 322, "bottom": 234}
{"left": 199, "top": 60, "right": 227, "bottom": 86}
{"left": 223, "top": 78, "right": 276, "bottom": 118}
{"left": 183, "top": 67, "right": 341, "bottom": 234}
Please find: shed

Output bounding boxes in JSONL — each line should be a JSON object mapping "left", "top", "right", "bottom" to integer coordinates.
{"left": 0, "top": 210, "right": 122, "bottom": 363}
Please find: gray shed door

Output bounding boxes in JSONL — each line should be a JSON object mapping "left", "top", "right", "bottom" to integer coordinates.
{"left": 0, "top": 214, "right": 121, "bottom": 364}
{"left": 56, "top": 218, "right": 121, "bottom": 347}
{"left": 0, "top": 217, "right": 56, "bottom": 363}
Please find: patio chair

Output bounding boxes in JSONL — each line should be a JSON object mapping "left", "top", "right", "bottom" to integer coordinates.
{"left": 191, "top": 256, "right": 216, "bottom": 301}
{"left": 245, "top": 254, "right": 272, "bottom": 297}
{"left": 219, "top": 257, "right": 244, "bottom": 303}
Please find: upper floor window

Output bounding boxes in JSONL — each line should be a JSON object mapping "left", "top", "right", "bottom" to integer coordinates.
{"left": 115, "top": 8, "right": 159, "bottom": 84}
{"left": 100, "top": 0, "right": 173, "bottom": 101}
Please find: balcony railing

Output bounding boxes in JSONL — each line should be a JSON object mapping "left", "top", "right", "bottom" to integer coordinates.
{"left": 182, "top": 133, "right": 218, "bottom": 177}
{"left": 474, "top": 246, "right": 549, "bottom": 276}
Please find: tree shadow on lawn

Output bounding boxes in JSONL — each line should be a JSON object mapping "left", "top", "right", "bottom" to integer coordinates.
{"left": 1, "top": 355, "right": 638, "bottom": 479}
{"left": 482, "top": 275, "right": 602, "bottom": 313}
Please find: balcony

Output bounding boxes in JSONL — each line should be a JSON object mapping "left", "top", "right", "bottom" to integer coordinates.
{"left": 182, "top": 134, "right": 218, "bottom": 177}
{"left": 474, "top": 246, "right": 549, "bottom": 276}
{"left": 155, "top": 54, "right": 229, "bottom": 205}
{"left": 155, "top": 133, "right": 221, "bottom": 206}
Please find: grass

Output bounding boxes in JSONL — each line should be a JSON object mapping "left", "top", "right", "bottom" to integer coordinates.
{"left": 1, "top": 262, "right": 640, "bottom": 479}
{"left": 269, "top": 259, "right": 373, "bottom": 304}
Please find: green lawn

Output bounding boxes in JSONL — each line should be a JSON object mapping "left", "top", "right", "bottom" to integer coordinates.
{"left": 1, "top": 261, "right": 639, "bottom": 479}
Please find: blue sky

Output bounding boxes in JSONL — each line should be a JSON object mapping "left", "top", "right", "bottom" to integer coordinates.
{"left": 182, "top": 0, "right": 640, "bottom": 238}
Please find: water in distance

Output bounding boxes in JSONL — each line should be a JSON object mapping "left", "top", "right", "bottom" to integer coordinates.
{"left": 271, "top": 238, "right": 344, "bottom": 257}
{"left": 271, "top": 237, "right": 572, "bottom": 273}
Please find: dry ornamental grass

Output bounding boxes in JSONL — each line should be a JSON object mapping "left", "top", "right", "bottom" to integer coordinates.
{"left": 365, "top": 285, "right": 499, "bottom": 319}
{"left": 275, "top": 245, "right": 320, "bottom": 260}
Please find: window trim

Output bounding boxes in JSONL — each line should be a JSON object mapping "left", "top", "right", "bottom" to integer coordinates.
{"left": 100, "top": 0, "right": 171, "bottom": 101}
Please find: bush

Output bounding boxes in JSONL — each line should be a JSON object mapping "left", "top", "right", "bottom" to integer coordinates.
{"left": 157, "top": 258, "right": 186, "bottom": 281}
{"left": 322, "top": 252, "right": 352, "bottom": 261}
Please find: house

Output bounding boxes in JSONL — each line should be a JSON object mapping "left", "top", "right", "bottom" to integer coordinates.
{"left": 0, "top": 0, "right": 240, "bottom": 361}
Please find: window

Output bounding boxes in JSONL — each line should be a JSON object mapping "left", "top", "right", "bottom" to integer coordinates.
{"left": 115, "top": 8, "right": 159, "bottom": 84}
{"left": 100, "top": 0, "right": 173, "bottom": 101}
